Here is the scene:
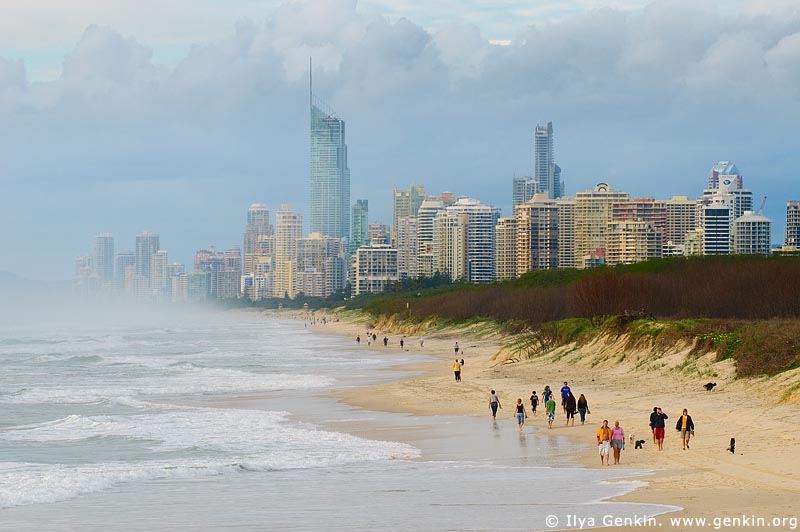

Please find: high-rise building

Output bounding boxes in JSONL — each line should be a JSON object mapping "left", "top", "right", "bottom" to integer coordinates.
{"left": 606, "top": 221, "right": 663, "bottom": 265}
{"left": 663, "top": 196, "right": 698, "bottom": 246}
{"left": 187, "top": 271, "right": 211, "bottom": 302}
{"left": 114, "top": 251, "right": 135, "bottom": 294}
{"left": 150, "top": 250, "right": 169, "bottom": 299}
{"left": 243, "top": 204, "right": 272, "bottom": 275}
{"left": 698, "top": 194, "right": 735, "bottom": 255}
{"left": 296, "top": 233, "right": 346, "bottom": 297}
{"left": 433, "top": 213, "right": 469, "bottom": 282}
{"left": 274, "top": 205, "right": 303, "bottom": 299}
{"left": 512, "top": 176, "right": 538, "bottom": 211}
{"left": 786, "top": 201, "right": 800, "bottom": 247}
{"left": 612, "top": 198, "right": 667, "bottom": 237}
{"left": 534, "top": 122, "right": 563, "bottom": 199}
{"left": 93, "top": 233, "right": 114, "bottom": 287}
{"left": 310, "top": 67, "right": 350, "bottom": 239}
{"left": 702, "top": 162, "right": 753, "bottom": 220}
{"left": 218, "top": 248, "right": 242, "bottom": 300}
{"left": 194, "top": 248, "right": 224, "bottom": 298}
{"left": 416, "top": 199, "right": 445, "bottom": 278}
{"left": 516, "top": 194, "right": 559, "bottom": 274}
{"left": 350, "top": 200, "right": 369, "bottom": 254}
{"left": 708, "top": 161, "right": 743, "bottom": 190}
{"left": 352, "top": 244, "right": 398, "bottom": 296}
{"left": 368, "top": 223, "right": 391, "bottom": 246}
{"left": 393, "top": 184, "right": 426, "bottom": 234}
{"left": 555, "top": 197, "right": 576, "bottom": 269}
{"left": 495, "top": 217, "right": 518, "bottom": 281}
{"left": 135, "top": 232, "right": 160, "bottom": 287}
{"left": 242, "top": 255, "right": 274, "bottom": 302}
{"left": 732, "top": 212, "right": 772, "bottom": 256}
{"left": 574, "top": 183, "right": 630, "bottom": 268}
{"left": 396, "top": 216, "right": 419, "bottom": 280}
{"left": 445, "top": 198, "right": 501, "bottom": 283}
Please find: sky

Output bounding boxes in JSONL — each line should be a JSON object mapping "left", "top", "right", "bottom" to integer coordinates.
{"left": 1, "top": 0, "right": 799, "bottom": 280}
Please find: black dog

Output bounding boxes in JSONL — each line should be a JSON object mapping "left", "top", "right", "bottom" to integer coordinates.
{"left": 634, "top": 440, "right": 646, "bottom": 449}
{"left": 704, "top": 382, "right": 717, "bottom": 391}
{"left": 727, "top": 438, "right": 735, "bottom": 454}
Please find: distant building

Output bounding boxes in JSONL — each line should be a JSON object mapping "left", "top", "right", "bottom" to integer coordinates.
{"left": 396, "top": 216, "right": 419, "bottom": 280}
{"left": 93, "top": 233, "right": 114, "bottom": 288}
{"left": 574, "top": 183, "right": 630, "bottom": 268}
{"left": 732, "top": 211, "right": 772, "bottom": 256}
{"left": 194, "top": 248, "right": 224, "bottom": 298}
{"left": 495, "top": 216, "right": 518, "bottom": 281}
{"left": 556, "top": 197, "right": 576, "bottom": 269}
{"left": 583, "top": 248, "right": 606, "bottom": 269}
{"left": 135, "top": 232, "right": 160, "bottom": 288}
{"left": 393, "top": 184, "right": 426, "bottom": 235}
{"left": 662, "top": 196, "right": 698, "bottom": 246}
{"left": 612, "top": 198, "right": 667, "bottom": 239}
{"left": 352, "top": 244, "right": 398, "bottom": 296}
{"left": 416, "top": 199, "right": 445, "bottom": 277}
{"left": 515, "top": 193, "right": 559, "bottom": 274}
{"left": 114, "top": 251, "right": 135, "bottom": 294}
{"left": 708, "top": 161, "right": 743, "bottom": 190}
{"left": 296, "top": 233, "right": 346, "bottom": 297}
{"left": 701, "top": 162, "right": 753, "bottom": 221}
{"left": 445, "top": 198, "right": 500, "bottom": 283}
{"left": 685, "top": 229, "right": 704, "bottom": 256}
{"left": 698, "top": 194, "right": 735, "bottom": 255}
{"left": 433, "top": 213, "right": 469, "bottom": 282}
{"left": 606, "top": 221, "right": 663, "bottom": 265}
{"left": 73, "top": 255, "right": 100, "bottom": 298}
{"left": 274, "top": 205, "right": 302, "bottom": 299}
{"left": 187, "top": 271, "right": 211, "bottom": 302}
{"left": 243, "top": 204, "right": 272, "bottom": 276}
{"left": 368, "top": 223, "right": 391, "bottom": 246}
{"left": 786, "top": 201, "right": 800, "bottom": 247}
{"left": 350, "top": 200, "right": 369, "bottom": 254}
{"left": 512, "top": 176, "right": 537, "bottom": 211}
{"left": 534, "top": 122, "right": 563, "bottom": 199}
{"left": 150, "top": 250, "right": 169, "bottom": 300}
{"left": 218, "top": 248, "right": 242, "bottom": 300}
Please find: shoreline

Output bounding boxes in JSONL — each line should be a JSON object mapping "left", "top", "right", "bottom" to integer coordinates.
{"left": 304, "top": 310, "right": 800, "bottom": 530}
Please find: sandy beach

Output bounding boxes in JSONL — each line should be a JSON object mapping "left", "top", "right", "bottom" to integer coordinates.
{"left": 311, "top": 312, "right": 800, "bottom": 530}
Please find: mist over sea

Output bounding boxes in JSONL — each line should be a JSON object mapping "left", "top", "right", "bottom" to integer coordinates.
{"left": 0, "top": 309, "right": 673, "bottom": 531}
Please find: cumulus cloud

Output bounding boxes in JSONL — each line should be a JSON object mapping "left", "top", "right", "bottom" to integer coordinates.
{"left": 0, "top": 0, "right": 799, "bottom": 279}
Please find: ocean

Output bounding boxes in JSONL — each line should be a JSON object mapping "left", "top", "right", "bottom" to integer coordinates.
{"left": 0, "top": 309, "right": 675, "bottom": 531}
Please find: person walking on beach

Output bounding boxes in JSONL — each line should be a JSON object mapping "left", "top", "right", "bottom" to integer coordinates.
{"left": 419, "top": 336, "right": 424, "bottom": 348}
{"left": 577, "top": 394, "right": 589, "bottom": 425}
{"left": 649, "top": 407, "right": 658, "bottom": 444}
{"left": 543, "top": 385, "right": 552, "bottom": 404}
{"left": 560, "top": 382, "right": 571, "bottom": 413}
{"left": 383, "top": 336, "right": 389, "bottom": 347}
{"left": 545, "top": 393, "right": 557, "bottom": 429}
{"left": 530, "top": 391, "right": 539, "bottom": 416}
{"left": 400, "top": 337, "right": 405, "bottom": 350}
{"left": 653, "top": 407, "right": 668, "bottom": 451}
{"left": 453, "top": 359, "right": 461, "bottom": 382}
{"left": 489, "top": 390, "right": 502, "bottom": 420}
{"left": 565, "top": 391, "right": 577, "bottom": 427}
{"left": 597, "top": 420, "right": 612, "bottom": 466}
{"left": 356, "top": 335, "right": 361, "bottom": 345}
{"left": 454, "top": 342, "right": 459, "bottom": 354}
{"left": 611, "top": 420, "right": 625, "bottom": 464}
{"left": 515, "top": 399, "right": 527, "bottom": 432}
{"left": 372, "top": 333, "right": 377, "bottom": 342}
{"left": 675, "top": 408, "right": 695, "bottom": 450}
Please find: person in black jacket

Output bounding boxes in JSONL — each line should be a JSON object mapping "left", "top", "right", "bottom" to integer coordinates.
{"left": 649, "top": 407, "right": 658, "bottom": 444}
{"left": 653, "top": 407, "right": 669, "bottom": 451}
{"left": 565, "top": 391, "right": 578, "bottom": 427}
{"left": 675, "top": 408, "right": 695, "bottom": 450}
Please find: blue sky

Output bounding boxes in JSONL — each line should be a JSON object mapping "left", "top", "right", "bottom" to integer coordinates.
{"left": 1, "top": 0, "right": 799, "bottom": 279}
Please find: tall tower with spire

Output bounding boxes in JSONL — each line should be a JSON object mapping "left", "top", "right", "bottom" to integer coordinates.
{"left": 309, "top": 58, "right": 351, "bottom": 240}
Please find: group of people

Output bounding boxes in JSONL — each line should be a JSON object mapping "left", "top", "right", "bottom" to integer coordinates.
{"left": 357, "top": 331, "right": 424, "bottom": 350}
{"left": 489, "top": 381, "right": 591, "bottom": 432}
{"left": 649, "top": 407, "right": 695, "bottom": 451}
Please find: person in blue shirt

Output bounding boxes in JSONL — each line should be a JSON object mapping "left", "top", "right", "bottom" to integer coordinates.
{"left": 560, "top": 382, "right": 571, "bottom": 413}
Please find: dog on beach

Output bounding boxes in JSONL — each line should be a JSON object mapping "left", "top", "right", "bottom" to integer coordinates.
{"left": 727, "top": 437, "right": 736, "bottom": 454}
{"left": 703, "top": 382, "right": 717, "bottom": 391}
{"left": 634, "top": 440, "right": 646, "bottom": 449}
{"left": 629, "top": 433, "right": 635, "bottom": 444}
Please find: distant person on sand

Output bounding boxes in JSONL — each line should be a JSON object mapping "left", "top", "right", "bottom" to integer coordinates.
{"left": 419, "top": 337, "right": 424, "bottom": 348}
{"left": 565, "top": 391, "right": 577, "bottom": 427}
{"left": 649, "top": 407, "right": 658, "bottom": 444}
{"left": 577, "top": 394, "right": 589, "bottom": 425}
{"left": 560, "top": 382, "right": 571, "bottom": 413}
{"left": 489, "top": 390, "right": 502, "bottom": 420}
{"left": 515, "top": 399, "right": 527, "bottom": 432}
{"left": 597, "top": 420, "right": 612, "bottom": 466}
{"left": 545, "top": 394, "right": 556, "bottom": 428}
{"left": 453, "top": 359, "right": 461, "bottom": 382}
{"left": 653, "top": 407, "right": 668, "bottom": 451}
{"left": 530, "top": 391, "right": 538, "bottom": 416}
{"left": 611, "top": 420, "right": 625, "bottom": 464}
{"left": 372, "top": 333, "right": 377, "bottom": 342}
{"left": 356, "top": 335, "right": 361, "bottom": 345}
{"left": 383, "top": 336, "right": 388, "bottom": 347}
{"left": 675, "top": 408, "right": 695, "bottom": 450}
{"left": 454, "top": 342, "right": 459, "bottom": 354}
{"left": 400, "top": 338, "right": 404, "bottom": 349}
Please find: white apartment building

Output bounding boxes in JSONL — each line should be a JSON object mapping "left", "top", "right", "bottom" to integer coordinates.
{"left": 353, "top": 244, "right": 399, "bottom": 296}
{"left": 732, "top": 211, "right": 772, "bottom": 256}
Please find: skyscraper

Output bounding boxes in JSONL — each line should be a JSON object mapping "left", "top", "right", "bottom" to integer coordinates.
{"left": 515, "top": 194, "right": 559, "bottom": 274}
{"left": 606, "top": 221, "right": 663, "bottom": 265}
{"left": 275, "top": 205, "right": 303, "bottom": 299}
{"left": 574, "top": 183, "right": 630, "bottom": 268}
{"left": 534, "top": 122, "right": 563, "bottom": 199}
{"left": 310, "top": 62, "right": 350, "bottom": 239}
{"left": 93, "top": 233, "right": 114, "bottom": 287}
{"left": 243, "top": 204, "right": 272, "bottom": 275}
{"left": 495, "top": 216, "right": 518, "bottom": 281}
{"left": 662, "top": 196, "right": 698, "bottom": 246}
{"left": 396, "top": 216, "right": 419, "bottom": 280}
{"left": 135, "top": 232, "right": 160, "bottom": 287}
{"left": 416, "top": 199, "right": 446, "bottom": 278}
{"left": 392, "top": 184, "right": 426, "bottom": 233}
{"left": 150, "top": 250, "right": 169, "bottom": 299}
{"left": 350, "top": 200, "right": 369, "bottom": 254}
{"left": 698, "top": 194, "right": 735, "bottom": 255}
{"left": 433, "top": 212, "right": 468, "bottom": 282}
{"left": 114, "top": 251, "right": 135, "bottom": 294}
{"left": 785, "top": 201, "right": 800, "bottom": 247}
{"left": 445, "top": 198, "right": 501, "bottom": 283}
{"left": 512, "top": 176, "right": 537, "bottom": 210}
{"left": 296, "top": 233, "right": 346, "bottom": 297}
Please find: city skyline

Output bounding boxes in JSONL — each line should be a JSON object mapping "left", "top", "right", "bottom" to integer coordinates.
{"left": 2, "top": 0, "right": 800, "bottom": 280}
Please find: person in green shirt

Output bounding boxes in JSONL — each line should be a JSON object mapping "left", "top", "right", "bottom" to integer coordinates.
{"left": 545, "top": 396, "right": 557, "bottom": 429}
